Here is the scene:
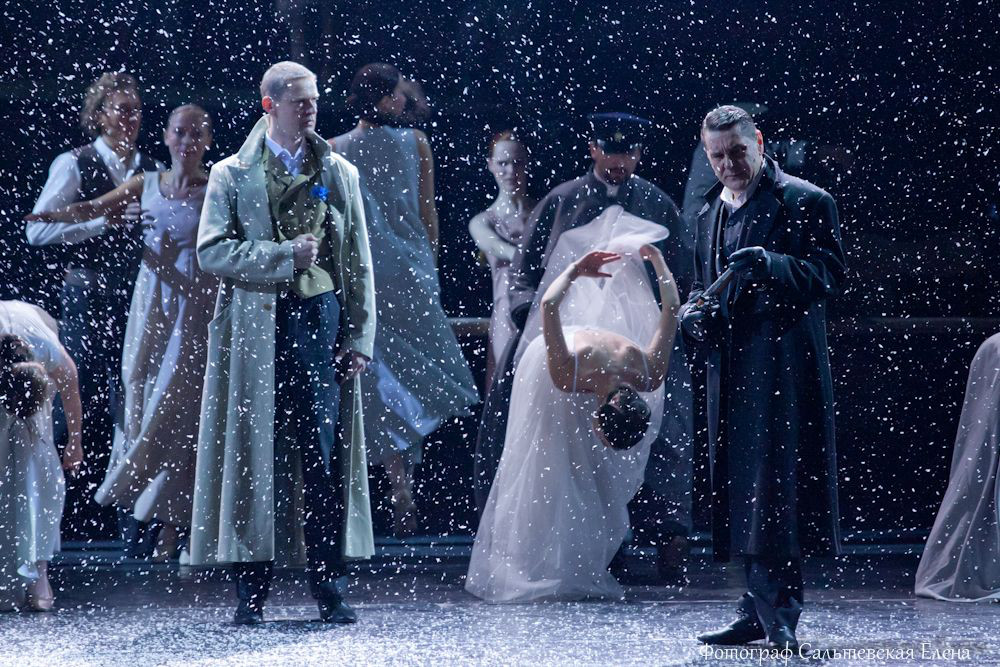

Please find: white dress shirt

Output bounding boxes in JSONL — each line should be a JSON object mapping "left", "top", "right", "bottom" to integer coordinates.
{"left": 264, "top": 134, "right": 305, "bottom": 178}
{"left": 27, "top": 137, "right": 155, "bottom": 246}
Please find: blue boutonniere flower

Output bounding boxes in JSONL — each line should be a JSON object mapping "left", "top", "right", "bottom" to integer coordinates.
{"left": 310, "top": 184, "right": 330, "bottom": 202}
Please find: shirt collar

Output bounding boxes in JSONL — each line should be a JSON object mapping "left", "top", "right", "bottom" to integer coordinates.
{"left": 592, "top": 168, "right": 621, "bottom": 198}
{"left": 721, "top": 161, "right": 764, "bottom": 211}
{"left": 264, "top": 134, "right": 304, "bottom": 162}
{"left": 93, "top": 135, "right": 142, "bottom": 172}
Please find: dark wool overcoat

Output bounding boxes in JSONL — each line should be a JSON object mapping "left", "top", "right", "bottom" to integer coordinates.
{"left": 686, "top": 156, "right": 845, "bottom": 561}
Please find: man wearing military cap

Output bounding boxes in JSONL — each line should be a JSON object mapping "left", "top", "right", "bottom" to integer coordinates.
{"left": 474, "top": 112, "right": 694, "bottom": 582}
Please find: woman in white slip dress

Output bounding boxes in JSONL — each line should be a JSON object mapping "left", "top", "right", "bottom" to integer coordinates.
{"left": 331, "top": 64, "right": 478, "bottom": 536}
{"left": 915, "top": 333, "right": 1000, "bottom": 602}
{"left": 468, "top": 132, "right": 536, "bottom": 386}
{"left": 466, "top": 207, "right": 680, "bottom": 602}
{"left": 0, "top": 301, "right": 83, "bottom": 612}
{"left": 27, "top": 105, "right": 215, "bottom": 560}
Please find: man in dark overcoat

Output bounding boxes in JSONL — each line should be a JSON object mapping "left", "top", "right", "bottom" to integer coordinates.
{"left": 682, "top": 106, "right": 845, "bottom": 651}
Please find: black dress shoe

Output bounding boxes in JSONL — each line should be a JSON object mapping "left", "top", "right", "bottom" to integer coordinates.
{"left": 766, "top": 625, "right": 798, "bottom": 652}
{"left": 318, "top": 597, "right": 357, "bottom": 624}
{"left": 697, "top": 616, "right": 766, "bottom": 645}
{"left": 233, "top": 600, "right": 264, "bottom": 625}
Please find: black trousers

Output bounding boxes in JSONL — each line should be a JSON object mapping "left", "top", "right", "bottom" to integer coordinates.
{"left": 235, "top": 290, "right": 346, "bottom": 604}
{"left": 739, "top": 556, "right": 804, "bottom": 634}
{"left": 59, "top": 272, "right": 155, "bottom": 553}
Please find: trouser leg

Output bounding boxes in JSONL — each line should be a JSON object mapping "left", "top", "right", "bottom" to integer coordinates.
{"left": 276, "top": 291, "right": 346, "bottom": 602}
{"left": 744, "top": 556, "right": 804, "bottom": 633}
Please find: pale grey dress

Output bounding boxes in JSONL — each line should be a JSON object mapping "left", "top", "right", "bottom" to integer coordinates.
{"left": 915, "top": 333, "right": 1000, "bottom": 601}
{"left": 332, "top": 127, "right": 478, "bottom": 467}
{"left": 95, "top": 173, "right": 216, "bottom": 526}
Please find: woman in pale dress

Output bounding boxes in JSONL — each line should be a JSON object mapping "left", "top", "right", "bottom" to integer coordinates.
{"left": 331, "top": 64, "right": 479, "bottom": 537}
{"left": 0, "top": 302, "right": 83, "bottom": 612}
{"left": 915, "top": 333, "right": 1000, "bottom": 602}
{"left": 466, "top": 207, "right": 679, "bottom": 603}
{"left": 27, "top": 105, "right": 215, "bottom": 560}
{"left": 468, "top": 132, "right": 536, "bottom": 386}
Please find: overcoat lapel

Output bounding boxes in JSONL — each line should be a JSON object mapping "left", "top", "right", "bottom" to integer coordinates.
{"left": 732, "top": 159, "right": 782, "bottom": 303}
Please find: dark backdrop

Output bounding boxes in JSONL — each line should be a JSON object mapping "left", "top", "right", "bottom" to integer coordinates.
{"left": 1, "top": 0, "right": 997, "bottom": 543}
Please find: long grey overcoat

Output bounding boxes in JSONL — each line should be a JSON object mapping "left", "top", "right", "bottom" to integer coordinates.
{"left": 189, "top": 116, "right": 377, "bottom": 565}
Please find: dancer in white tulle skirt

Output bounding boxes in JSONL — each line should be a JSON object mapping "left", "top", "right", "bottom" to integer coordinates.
{"left": 467, "top": 208, "right": 679, "bottom": 603}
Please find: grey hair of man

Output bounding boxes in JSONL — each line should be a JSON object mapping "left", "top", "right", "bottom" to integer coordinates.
{"left": 701, "top": 105, "right": 758, "bottom": 140}
{"left": 259, "top": 61, "right": 317, "bottom": 102}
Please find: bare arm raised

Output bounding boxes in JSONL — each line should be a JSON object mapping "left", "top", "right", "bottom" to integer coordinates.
{"left": 540, "top": 251, "right": 621, "bottom": 392}
{"left": 639, "top": 244, "right": 680, "bottom": 390}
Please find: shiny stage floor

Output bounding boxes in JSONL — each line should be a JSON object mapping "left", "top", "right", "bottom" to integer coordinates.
{"left": 0, "top": 540, "right": 995, "bottom": 666}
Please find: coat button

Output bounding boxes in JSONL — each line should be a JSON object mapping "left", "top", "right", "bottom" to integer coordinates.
{"left": 263, "top": 303, "right": 272, "bottom": 311}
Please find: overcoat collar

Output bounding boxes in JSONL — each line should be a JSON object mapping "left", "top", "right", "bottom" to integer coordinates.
{"left": 698, "top": 155, "right": 786, "bottom": 302}
{"left": 235, "top": 116, "right": 332, "bottom": 172}
{"left": 739, "top": 156, "right": 783, "bottom": 251}
{"left": 231, "top": 117, "right": 335, "bottom": 239}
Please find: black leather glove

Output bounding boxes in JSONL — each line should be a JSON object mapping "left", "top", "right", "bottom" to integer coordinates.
{"left": 728, "top": 246, "right": 771, "bottom": 279}
{"left": 680, "top": 296, "right": 721, "bottom": 342}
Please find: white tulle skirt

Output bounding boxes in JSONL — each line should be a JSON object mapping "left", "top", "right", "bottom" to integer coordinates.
{"left": 466, "top": 328, "right": 663, "bottom": 603}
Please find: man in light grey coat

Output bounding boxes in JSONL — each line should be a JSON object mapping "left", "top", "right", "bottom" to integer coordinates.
{"left": 190, "top": 62, "right": 377, "bottom": 625}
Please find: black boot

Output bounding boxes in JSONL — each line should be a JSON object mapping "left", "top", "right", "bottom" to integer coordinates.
{"left": 318, "top": 596, "right": 357, "bottom": 624}
{"left": 233, "top": 562, "right": 271, "bottom": 625}
{"left": 697, "top": 594, "right": 765, "bottom": 645}
{"left": 766, "top": 624, "right": 799, "bottom": 652}
{"left": 697, "top": 616, "right": 766, "bottom": 645}
{"left": 312, "top": 574, "right": 356, "bottom": 624}
{"left": 234, "top": 599, "right": 264, "bottom": 625}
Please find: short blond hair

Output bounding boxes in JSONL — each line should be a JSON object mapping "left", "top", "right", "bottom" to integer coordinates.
{"left": 260, "top": 61, "right": 316, "bottom": 101}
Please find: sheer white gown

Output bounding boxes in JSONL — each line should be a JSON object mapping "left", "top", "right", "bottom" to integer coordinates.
{"left": 0, "top": 301, "right": 66, "bottom": 608}
{"left": 466, "top": 207, "right": 669, "bottom": 602}
{"left": 915, "top": 333, "right": 1000, "bottom": 601}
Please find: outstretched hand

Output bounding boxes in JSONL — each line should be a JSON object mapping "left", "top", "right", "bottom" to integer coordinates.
{"left": 571, "top": 251, "right": 621, "bottom": 279}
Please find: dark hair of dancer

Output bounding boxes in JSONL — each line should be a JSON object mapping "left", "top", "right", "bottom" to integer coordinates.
{"left": 0, "top": 334, "right": 32, "bottom": 368}
{"left": 595, "top": 385, "right": 651, "bottom": 450}
{"left": 79, "top": 72, "right": 141, "bottom": 137}
{"left": 0, "top": 361, "right": 48, "bottom": 419}
{"left": 347, "top": 63, "right": 402, "bottom": 123}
